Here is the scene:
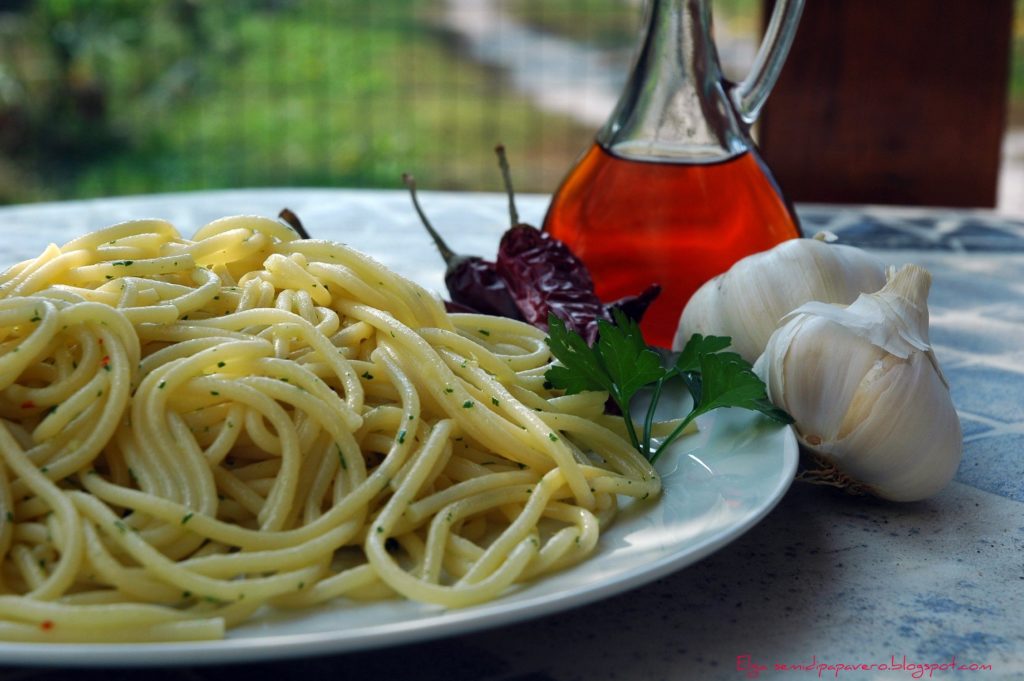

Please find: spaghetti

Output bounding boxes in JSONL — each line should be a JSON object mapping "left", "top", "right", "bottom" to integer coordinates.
{"left": 0, "top": 216, "right": 660, "bottom": 642}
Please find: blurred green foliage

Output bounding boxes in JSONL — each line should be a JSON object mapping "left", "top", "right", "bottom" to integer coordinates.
{"left": 71, "top": 1, "right": 592, "bottom": 197}
{"left": 0, "top": 0, "right": 593, "bottom": 203}
{"left": 0, "top": 0, "right": 1021, "bottom": 204}
{"left": 0, "top": 0, "right": 241, "bottom": 201}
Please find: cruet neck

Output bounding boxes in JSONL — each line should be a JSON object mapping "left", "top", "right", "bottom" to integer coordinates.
{"left": 597, "top": 0, "right": 750, "bottom": 163}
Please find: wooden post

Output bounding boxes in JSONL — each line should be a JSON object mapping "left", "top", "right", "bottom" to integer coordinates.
{"left": 759, "top": 0, "right": 1014, "bottom": 208}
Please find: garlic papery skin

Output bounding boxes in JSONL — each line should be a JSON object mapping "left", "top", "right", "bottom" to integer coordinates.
{"left": 674, "top": 233, "right": 886, "bottom": 363}
{"left": 753, "top": 264, "right": 962, "bottom": 502}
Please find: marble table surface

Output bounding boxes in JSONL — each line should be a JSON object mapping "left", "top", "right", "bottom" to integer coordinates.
{"left": 0, "top": 189, "right": 1021, "bottom": 680}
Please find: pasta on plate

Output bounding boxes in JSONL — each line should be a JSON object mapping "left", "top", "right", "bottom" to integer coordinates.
{"left": 0, "top": 216, "right": 659, "bottom": 642}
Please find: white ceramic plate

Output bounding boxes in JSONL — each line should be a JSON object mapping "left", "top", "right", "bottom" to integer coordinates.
{"left": 0, "top": 192, "right": 796, "bottom": 666}
{"left": 0, "top": 393, "right": 797, "bottom": 667}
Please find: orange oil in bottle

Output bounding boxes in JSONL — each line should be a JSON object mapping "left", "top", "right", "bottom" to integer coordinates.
{"left": 544, "top": 143, "right": 801, "bottom": 348}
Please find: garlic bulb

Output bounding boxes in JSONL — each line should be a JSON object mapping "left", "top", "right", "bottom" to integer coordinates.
{"left": 674, "top": 233, "right": 887, "bottom": 362}
{"left": 753, "top": 264, "right": 962, "bottom": 502}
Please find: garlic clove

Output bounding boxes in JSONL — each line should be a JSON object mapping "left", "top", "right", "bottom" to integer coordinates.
{"left": 675, "top": 235, "right": 887, "bottom": 363}
{"left": 754, "top": 264, "right": 962, "bottom": 502}
{"left": 831, "top": 350, "right": 961, "bottom": 502}
{"left": 789, "top": 265, "right": 948, "bottom": 387}
{"left": 787, "top": 265, "right": 932, "bottom": 359}
{"left": 761, "top": 314, "right": 887, "bottom": 447}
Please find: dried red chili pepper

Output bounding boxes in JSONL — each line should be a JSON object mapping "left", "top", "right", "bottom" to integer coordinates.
{"left": 496, "top": 224, "right": 607, "bottom": 343}
{"left": 606, "top": 283, "right": 662, "bottom": 326}
{"left": 403, "top": 147, "right": 660, "bottom": 343}
{"left": 495, "top": 226, "right": 661, "bottom": 343}
{"left": 492, "top": 146, "right": 658, "bottom": 343}
{"left": 402, "top": 174, "right": 523, "bottom": 320}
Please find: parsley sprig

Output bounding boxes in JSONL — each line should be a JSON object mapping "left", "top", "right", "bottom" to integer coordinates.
{"left": 545, "top": 311, "right": 792, "bottom": 463}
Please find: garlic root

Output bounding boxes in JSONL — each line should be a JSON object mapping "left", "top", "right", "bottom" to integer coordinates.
{"left": 794, "top": 455, "right": 869, "bottom": 496}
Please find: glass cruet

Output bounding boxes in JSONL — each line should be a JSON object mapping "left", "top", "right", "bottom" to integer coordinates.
{"left": 543, "top": 0, "right": 806, "bottom": 348}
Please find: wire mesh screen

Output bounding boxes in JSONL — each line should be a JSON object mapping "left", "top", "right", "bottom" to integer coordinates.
{"left": 0, "top": 0, "right": 762, "bottom": 204}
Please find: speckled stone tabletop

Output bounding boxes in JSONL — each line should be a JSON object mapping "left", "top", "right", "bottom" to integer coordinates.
{"left": 0, "top": 190, "right": 1021, "bottom": 681}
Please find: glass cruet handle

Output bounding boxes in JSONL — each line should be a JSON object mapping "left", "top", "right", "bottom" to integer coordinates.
{"left": 729, "top": 0, "right": 805, "bottom": 127}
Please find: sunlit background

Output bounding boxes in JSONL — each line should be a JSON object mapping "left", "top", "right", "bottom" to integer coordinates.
{"left": 1, "top": 0, "right": 1022, "bottom": 212}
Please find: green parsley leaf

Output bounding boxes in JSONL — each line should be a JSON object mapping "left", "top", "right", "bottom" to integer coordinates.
{"left": 543, "top": 313, "right": 791, "bottom": 463}
{"left": 597, "top": 310, "right": 665, "bottom": 405}
{"left": 693, "top": 352, "right": 793, "bottom": 424}
{"left": 673, "top": 333, "right": 733, "bottom": 373}
{"left": 544, "top": 314, "right": 612, "bottom": 396}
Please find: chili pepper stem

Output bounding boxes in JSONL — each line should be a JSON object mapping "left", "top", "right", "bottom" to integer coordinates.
{"left": 278, "top": 208, "right": 311, "bottom": 239}
{"left": 494, "top": 144, "right": 520, "bottom": 227}
{"left": 402, "top": 173, "right": 458, "bottom": 265}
